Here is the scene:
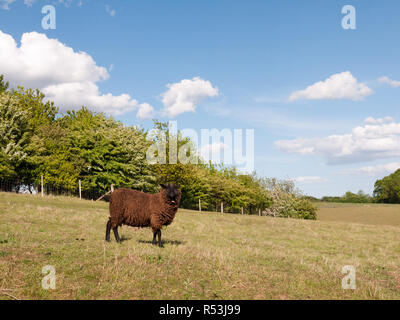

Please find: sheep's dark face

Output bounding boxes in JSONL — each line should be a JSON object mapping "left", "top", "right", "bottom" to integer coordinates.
{"left": 161, "top": 183, "right": 181, "bottom": 206}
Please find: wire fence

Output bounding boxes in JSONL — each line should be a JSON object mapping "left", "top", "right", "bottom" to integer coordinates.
{"left": 0, "top": 178, "right": 107, "bottom": 201}
{"left": 0, "top": 178, "right": 262, "bottom": 215}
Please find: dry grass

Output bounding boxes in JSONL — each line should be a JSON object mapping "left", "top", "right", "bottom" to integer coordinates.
{"left": 1, "top": 193, "right": 400, "bottom": 300}
{"left": 317, "top": 202, "right": 400, "bottom": 227}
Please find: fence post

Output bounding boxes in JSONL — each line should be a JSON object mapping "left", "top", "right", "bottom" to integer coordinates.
{"left": 199, "top": 198, "right": 201, "bottom": 212}
{"left": 241, "top": 207, "right": 244, "bottom": 215}
{"left": 221, "top": 202, "right": 223, "bottom": 213}
{"left": 259, "top": 209, "right": 261, "bottom": 216}
{"left": 79, "top": 180, "right": 82, "bottom": 199}
{"left": 41, "top": 175, "right": 44, "bottom": 197}
{"left": 111, "top": 184, "right": 114, "bottom": 193}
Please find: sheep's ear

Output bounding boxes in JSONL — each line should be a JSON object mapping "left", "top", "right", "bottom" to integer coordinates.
{"left": 160, "top": 184, "right": 166, "bottom": 189}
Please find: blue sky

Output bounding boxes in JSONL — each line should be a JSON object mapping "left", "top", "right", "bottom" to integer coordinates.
{"left": 1, "top": 0, "right": 400, "bottom": 197}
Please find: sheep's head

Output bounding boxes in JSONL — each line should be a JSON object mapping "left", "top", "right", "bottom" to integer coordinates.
{"left": 160, "top": 183, "right": 181, "bottom": 206}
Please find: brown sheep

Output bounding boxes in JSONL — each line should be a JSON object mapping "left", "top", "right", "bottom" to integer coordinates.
{"left": 105, "top": 183, "right": 181, "bottom": 247}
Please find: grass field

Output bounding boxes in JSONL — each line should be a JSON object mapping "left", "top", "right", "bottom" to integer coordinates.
{"left": 317, "top": 202, "right": 400, "bottom": 227}
{"left": 1, "top": 193, "right": 400, "bottom": 300}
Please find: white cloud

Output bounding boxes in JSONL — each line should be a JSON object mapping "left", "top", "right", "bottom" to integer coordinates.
{"left": 0, "top": 30, "right": 151, "bottom": 117}
{"left": 378, "top": 76, "right": 400, "bottom": 88}
{"left": 161, "top": 77, "right": 219, "bottom": 118}
{"left": 289, "top": 71, "right": 373, "bottom": 102}
{"left": 364, "top": 116, "right": 394, "bottom": 125}
{"left": 275, "top": 117, "right": 400, "bottom": 164}
{"left": 136, "top": 103, "right": 155, "bottom": 120}
{"left": 42, "top": 82, "right": 140, "bottom": 115}
{"left": 0, "top": 0, "right": 16, "bottom": 10}
{"left": 2, "top": 0, "right": 80, "bottom": 9}
{"left": 23, "top": 0, "right": 35, "bottom": 7}
{"left": 56, "top": 0, "right": 74, "bottom": 7}
{"left": 105, "top": 5, "right": 115, "bottom": 17}
{"left": 341, "top": 162, "right": 400, "bottom": 176}
{"left": 0, "top": 31, "right": 108, "bottom": 89}
{"left": 292, "top": 176, "right": 327, "bottom": 183}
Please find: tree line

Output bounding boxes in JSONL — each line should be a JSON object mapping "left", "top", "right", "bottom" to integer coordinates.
{"left": 0, "top": 75, "right": 317, "bottom": 219}
{"left": 317, "top": 190, "right": 373, "bottom": 203}
{"left": 308, "top": 171, "right": 400, "bottom": 204}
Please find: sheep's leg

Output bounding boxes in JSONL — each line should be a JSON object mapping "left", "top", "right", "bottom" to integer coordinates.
{"left": 152, "top": 231, "right": 157, "bottom": 245}
{"left": 157, "top": 230, "right": 164, "bottom": 248}
{"left": 105, "top": 219, "right": 112, "bottom": 242}
{"left": 113, "top": 226, "right": 121, "bottom": 243}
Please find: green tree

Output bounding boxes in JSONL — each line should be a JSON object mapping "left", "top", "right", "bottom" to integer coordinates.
{"left": 0, "top": 75, "right": 9, "bottom": 93}
{"left": 0, "top": 81, "right": 58, "bottom": 187}
{"left": 37, "top": 108, "right": 157, "bottom": 192}
{"left": 374, "top": 170, "right": 400, "bottom": 203}
{"left": 0, "top": 91, "right": 29, "bottom": 180}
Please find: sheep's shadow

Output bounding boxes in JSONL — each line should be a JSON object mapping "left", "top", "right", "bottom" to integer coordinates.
{"left": 137, "top": 239, "right": 185, "bottom": 246}
{"left": 119, "top": 235, "right": 132, "bottom": 243}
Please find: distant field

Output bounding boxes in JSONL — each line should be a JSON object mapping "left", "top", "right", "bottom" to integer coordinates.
{"left": 317, "top": 202, "right": 400, "bottom": 227}
{"left": 1, "top": 193, "right": 400, "bottom": 300}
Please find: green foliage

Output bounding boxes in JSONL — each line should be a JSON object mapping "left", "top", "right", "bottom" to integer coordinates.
{"left": 301, "top": 195, "right": 321, "bottom": 202}
{"left": 0, "top": 86, "right": 58, "bottom": 183}
{"left": 291, "top": 198, "right": 318, "bottom": 220}
{"left": 321, "top": 190, "right": 373, "bottom": 203}
{"left": 148, "top": 121, "right": 274, "bottom": 214}
{"left": 35, "top": 108, "right": 157, "bottom": 192}
{"left": 0, "top": 91, "right": 30, "bottom": 180}
{"left": 263, "top": 183, "right": 317, "bottom": 220}
{"left": 0, "top": 75, "right": 9, "bottom": 93}
{"left": 374, "top": 169, "right": 400, "bottom": 203}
